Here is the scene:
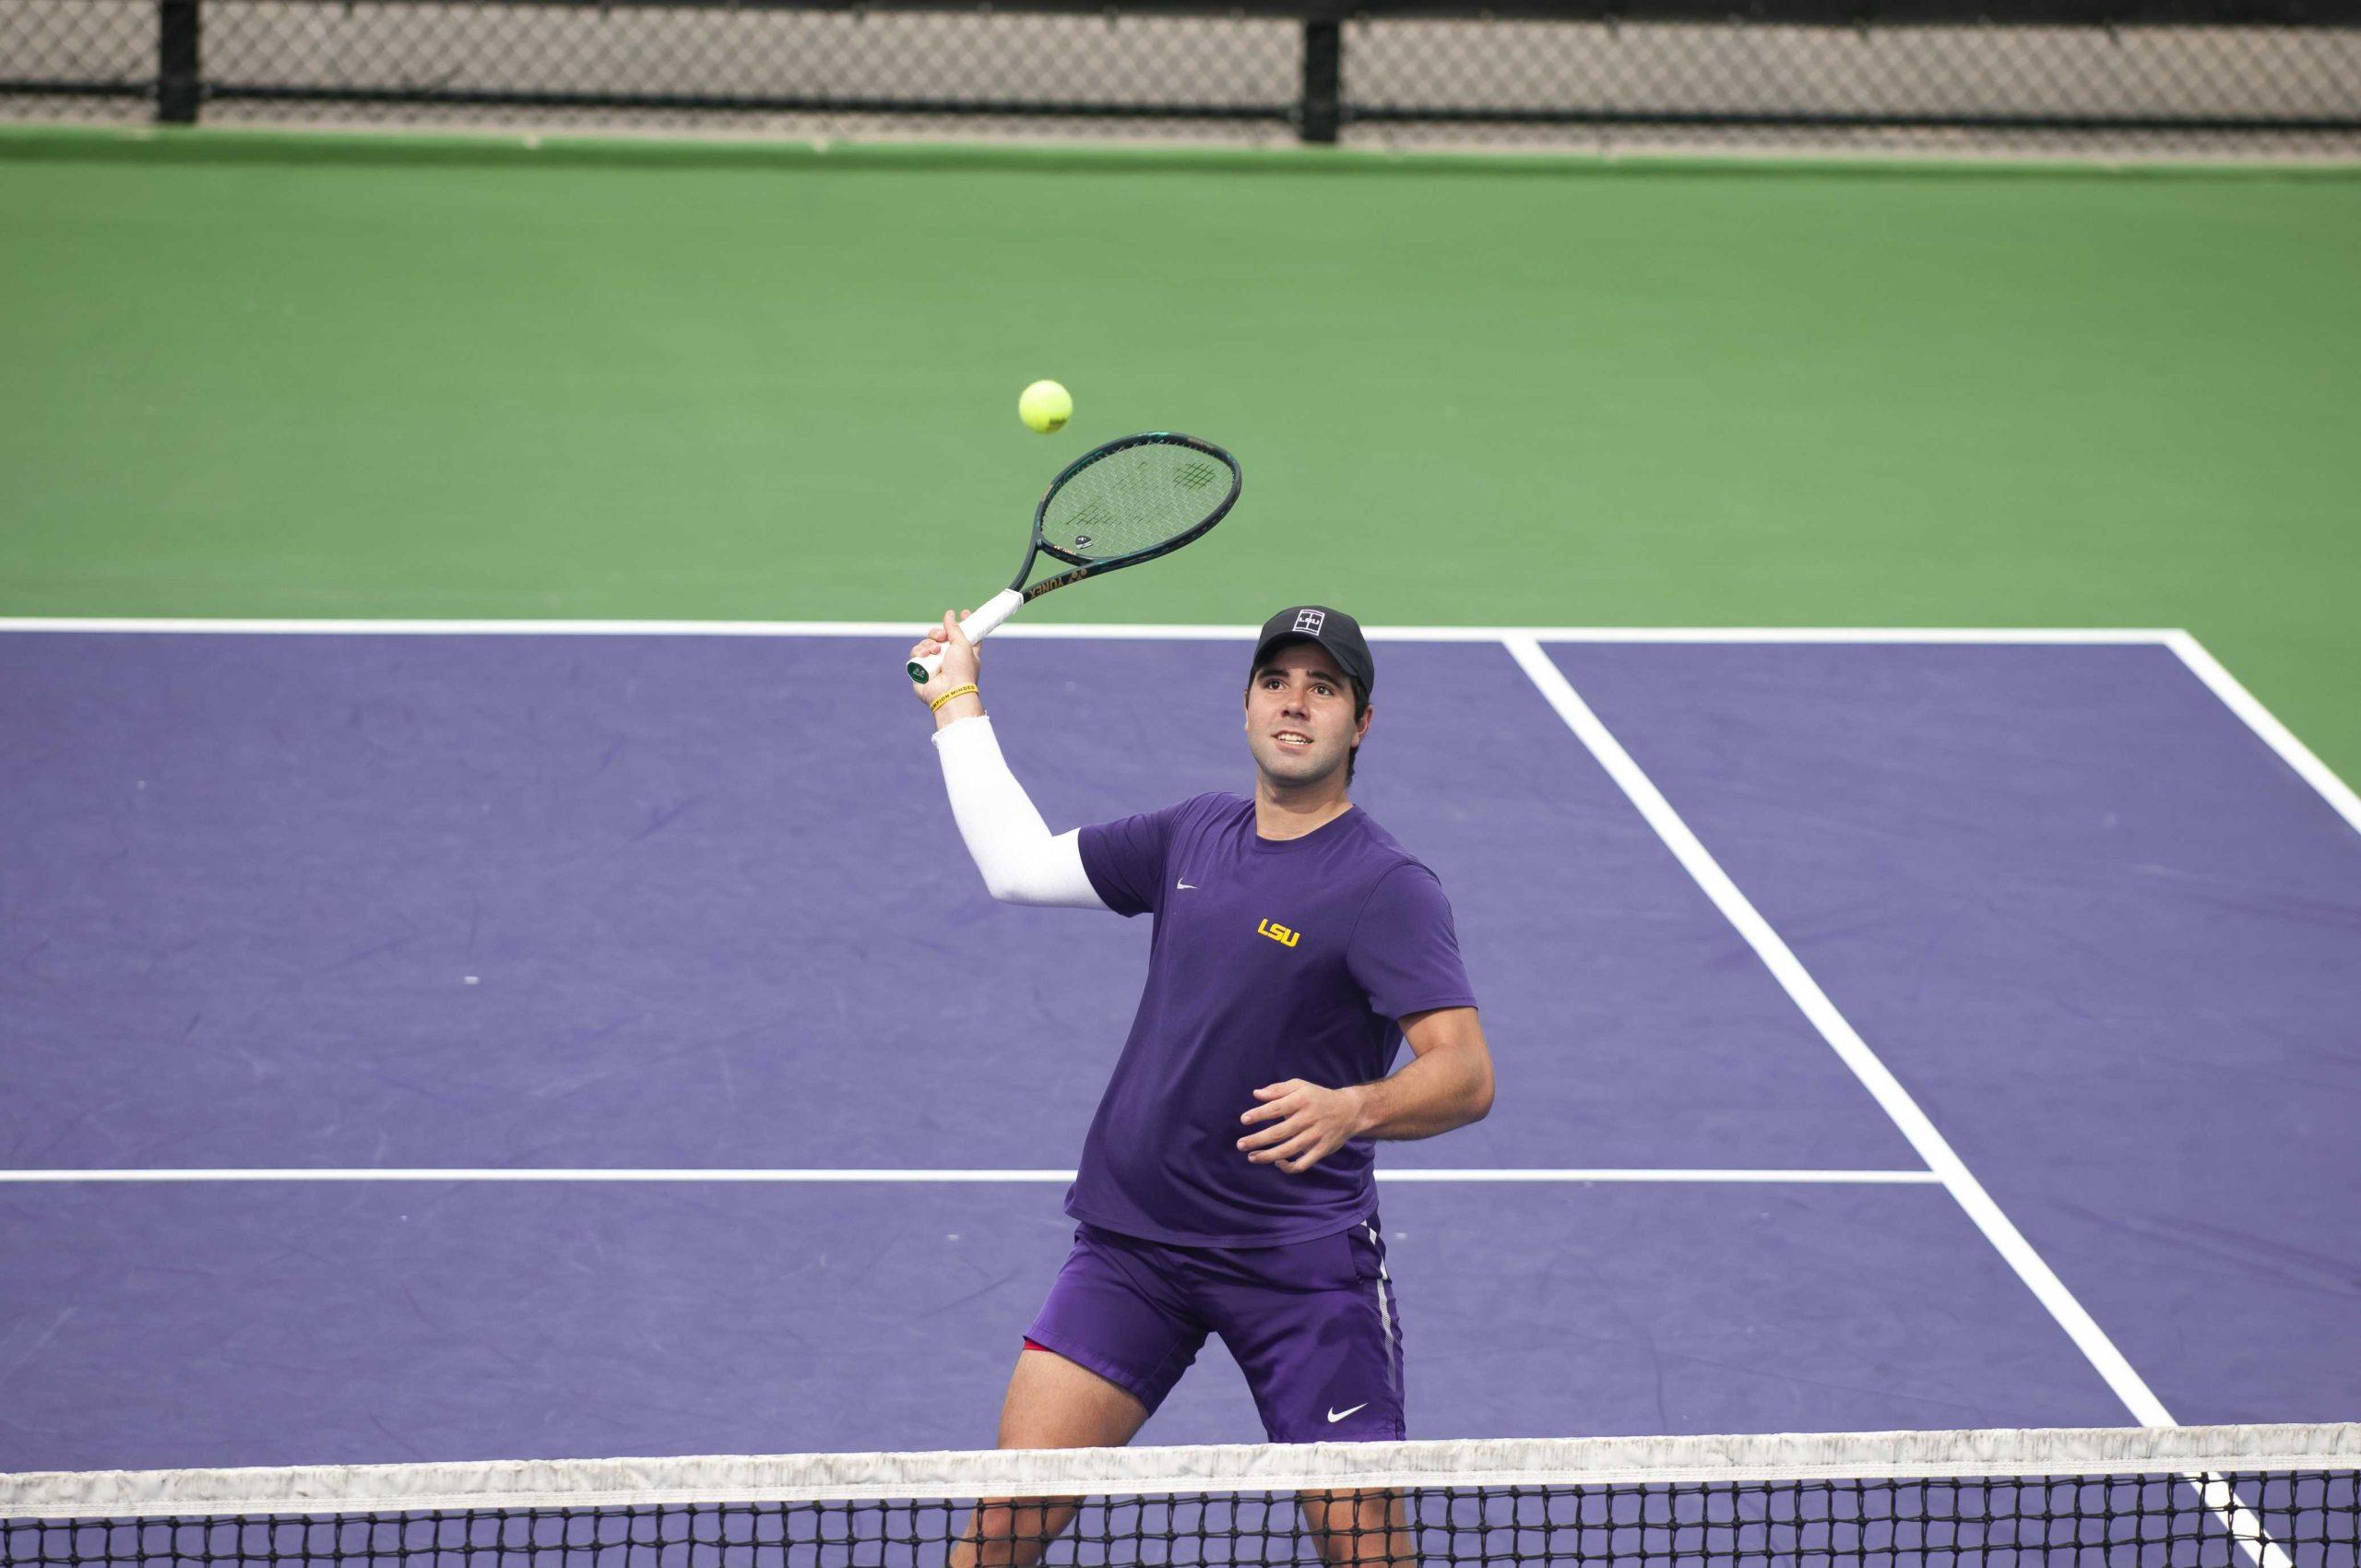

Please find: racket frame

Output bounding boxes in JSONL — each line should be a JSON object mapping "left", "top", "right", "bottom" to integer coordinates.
{"left": 907, "top": 432, "right": 1241, "bottom": 683}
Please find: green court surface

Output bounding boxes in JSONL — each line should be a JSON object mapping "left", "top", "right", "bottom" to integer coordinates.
{"left": 4, "top": 127, "right": 2356, "bottom": 785}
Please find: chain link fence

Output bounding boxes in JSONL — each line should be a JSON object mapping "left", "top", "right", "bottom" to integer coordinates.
{"left": 5, "top": 0, "right": 2358, "bottom": 159}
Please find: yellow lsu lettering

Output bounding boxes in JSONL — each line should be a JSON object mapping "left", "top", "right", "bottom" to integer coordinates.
{"left": 1256, "top": 919, "right": 1301, "bottom": 949}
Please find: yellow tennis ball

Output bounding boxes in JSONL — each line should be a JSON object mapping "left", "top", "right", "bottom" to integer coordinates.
{"left": 1018, "top": 379, "right": 1073, "bottom": 434}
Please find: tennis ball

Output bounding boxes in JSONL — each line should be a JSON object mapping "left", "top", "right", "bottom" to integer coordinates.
{"left": 1018, "top": 379, "right": 1073, "bottom": 434}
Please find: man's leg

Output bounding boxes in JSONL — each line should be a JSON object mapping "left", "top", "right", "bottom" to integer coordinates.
{"left": 1215, "top": 1220, "right": 1405, "bottom": 1443}
{"left": 952, "top": 1225, "right": 1206, "bottom": 1568}
{"left": 950, "top": 1348, "right": 1151, "bottom": 1568}
{"left": 1298, "top": 1490, "right": 1416, "bottom": 1568}
{"left": 992, "top": 1342, "right": 1152, "bottom": 1448}
{"left": 1204, "top": 1219, "right": 1416, "bottom": 1568}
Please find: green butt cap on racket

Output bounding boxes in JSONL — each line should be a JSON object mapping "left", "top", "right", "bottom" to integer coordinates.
{"left": 908, "top": 433, "right": 1242, "bottom": 683}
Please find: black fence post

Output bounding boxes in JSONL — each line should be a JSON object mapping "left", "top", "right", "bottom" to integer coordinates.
{"left": 1299, "top": 17, "right": 1341, "bottom": 143}
{"left": 159, "top": 0, "right": 200, "bottom": 124}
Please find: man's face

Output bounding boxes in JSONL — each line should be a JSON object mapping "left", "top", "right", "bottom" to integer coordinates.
{"left": 1243, "top": 643, "right": 1368, "bottom": 787}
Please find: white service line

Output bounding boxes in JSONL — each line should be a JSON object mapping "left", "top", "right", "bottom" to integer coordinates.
{"left": 0, "top": 1168, "right": 1940, "bottom": 1184}
{"left": 0, "top": 617, "right": 2182, "bottom": 645}
{"left": 2167, "top": 631, "right": 2361, "bottom": 838}
{"left": 1501, "top": 634, "right": 2179, "bottom": 1431}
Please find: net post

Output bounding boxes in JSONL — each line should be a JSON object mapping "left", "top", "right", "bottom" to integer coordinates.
{"left": 1299, "top": 16, "right": 1342, "bottom": 144}
{"left": 158, "top": 0, "right": 200, "bottom": 124}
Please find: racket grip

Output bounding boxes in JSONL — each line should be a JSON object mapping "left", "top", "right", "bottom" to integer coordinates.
{"left": 908, "top": 588, "right": 1024, "bottom": 683}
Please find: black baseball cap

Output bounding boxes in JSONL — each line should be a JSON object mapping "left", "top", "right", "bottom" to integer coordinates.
{"left": 1251, "top": 606, "right": 1375, "bottom": 701}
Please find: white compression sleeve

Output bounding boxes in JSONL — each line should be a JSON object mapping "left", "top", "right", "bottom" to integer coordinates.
{"left": 931, "top": 715, "right": 1109, "bottom": 910}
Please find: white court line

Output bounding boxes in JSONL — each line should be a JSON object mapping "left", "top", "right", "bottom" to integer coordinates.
{"left": 1503, "top": 635, "right": 2301, "bottom": 1568}
{"left": 1502, "top": 636, "right": 2178, "bottom": 1428}
{"left": 2167, "top": 631, "right": 2361, "bottom": 838}
{"left": 0, "top": 616, "right": 2179, "bottom": 644}
{"left": 0, "top": 1168, "right": 1940, "bottom": 1184}
{"left": 7, "top": 618, "right": 2340, "bottom": 827}
{"left": 1386, "top": 1168, "right": 1940, "bottom": 1183}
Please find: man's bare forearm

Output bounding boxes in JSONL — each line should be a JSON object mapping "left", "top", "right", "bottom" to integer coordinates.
{"left": 1351, "top": 1040, "right": 1493, "bottom": 1142}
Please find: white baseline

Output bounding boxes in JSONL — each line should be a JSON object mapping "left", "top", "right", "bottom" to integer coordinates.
{"left": 0, "top": 617, "right": 2179, "bottom": 644}
{"left": 0, "top": 1168, "right": 1940, "bottom": 1184}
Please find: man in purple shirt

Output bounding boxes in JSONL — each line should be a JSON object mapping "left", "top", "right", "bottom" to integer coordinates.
{"left": 909, "top": 604, "right": 1494, "bottom": 1491}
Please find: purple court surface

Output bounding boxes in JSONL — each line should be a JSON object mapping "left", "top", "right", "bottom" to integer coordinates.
{"left": 1, "top": 625, "right": 2355, "bottom": 1471}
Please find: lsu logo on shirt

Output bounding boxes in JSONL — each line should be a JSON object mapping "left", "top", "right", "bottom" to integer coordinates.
{"left": 1256, "top": 919, "right": 1302, "bottom": 949}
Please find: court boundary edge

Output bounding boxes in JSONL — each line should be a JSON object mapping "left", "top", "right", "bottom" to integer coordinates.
{"left": 0, "top": 617, "right": 2184, "bottom": 642}
{"left": 0, "top": 1167, "right": 1942, "bottom": 1183}
{"left": 2166, "top": 631, "right": 2361, "bottom": 837}
{"left": 6, "top": 616, "right": 2351, "bottom": 827}
{"left": 6, "top": 123, "right": 2360, "bottom": 181}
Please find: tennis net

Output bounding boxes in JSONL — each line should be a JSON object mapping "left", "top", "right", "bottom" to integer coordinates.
{"left": 3, "top": 1424, "right": 2355, "bottom": 1568}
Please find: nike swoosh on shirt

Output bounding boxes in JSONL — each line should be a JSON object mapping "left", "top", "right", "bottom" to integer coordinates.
{"left": 1177, "top": 881, "right": 1197, "bottom": 890}
{"left": 1326, "top": 1403, "right": 1369, "bottom": 1424}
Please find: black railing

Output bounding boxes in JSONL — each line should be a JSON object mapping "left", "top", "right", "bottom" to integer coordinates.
{"left": 4, "top": 0, "right": 2357, "bottom": 150}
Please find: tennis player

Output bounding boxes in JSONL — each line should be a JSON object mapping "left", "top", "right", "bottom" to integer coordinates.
{"left": 909, "top": 605, "right": 1491, "bottom": 1483}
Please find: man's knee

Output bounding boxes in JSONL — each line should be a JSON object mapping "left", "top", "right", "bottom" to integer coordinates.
{"left": 1299, "top": 1488, "right": 1416, "bottom": 1568}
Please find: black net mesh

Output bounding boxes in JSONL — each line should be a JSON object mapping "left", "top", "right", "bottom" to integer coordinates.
{"left": 2, "top": 1, "right": 2356, "bottom": 160}
{"left": 1039, "top": 441, "right": 1237, "bottom": 565}
{"left": 5, "top": 1467, "right": 2358, "bottom": 1568}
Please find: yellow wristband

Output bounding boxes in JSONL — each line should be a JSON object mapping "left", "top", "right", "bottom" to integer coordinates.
{"left": 930, "top": 683, "right": 980, "bottom": 714}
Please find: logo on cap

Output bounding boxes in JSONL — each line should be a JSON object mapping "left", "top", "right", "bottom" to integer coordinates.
{"left": 1293, "top": 609, "right": 1326, "bottom": 636}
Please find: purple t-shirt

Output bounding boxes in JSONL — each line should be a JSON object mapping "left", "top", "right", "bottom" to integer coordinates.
{"left": 1073, "top": 792, "right": 1478, "bottom": 1247}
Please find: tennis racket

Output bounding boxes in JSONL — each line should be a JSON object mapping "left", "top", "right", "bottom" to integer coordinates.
{"left": 907, "top": 432, "right": 1241, "bottom": 683}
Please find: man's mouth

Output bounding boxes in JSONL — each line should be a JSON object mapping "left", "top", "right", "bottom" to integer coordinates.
{"left": 1272, "top": 730, "right": 1312, "bottom": 749}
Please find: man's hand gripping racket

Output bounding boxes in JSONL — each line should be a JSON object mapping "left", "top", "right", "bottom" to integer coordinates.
{"left": 907, "top": 433, "right": 1241, "bottom": 685}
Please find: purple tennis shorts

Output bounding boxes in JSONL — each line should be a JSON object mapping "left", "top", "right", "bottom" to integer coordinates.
{"left": 1024, "top": 1216, "right": 1405, "bottom": 1443}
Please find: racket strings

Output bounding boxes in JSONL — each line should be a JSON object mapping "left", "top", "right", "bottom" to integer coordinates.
{"left": 1041, "top": 443, "right": 1232, "bottom": 563}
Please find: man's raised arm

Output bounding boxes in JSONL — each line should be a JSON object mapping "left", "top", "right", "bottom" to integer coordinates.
{"left": 910, "top": 610, "right": 1108, "bottom": 911}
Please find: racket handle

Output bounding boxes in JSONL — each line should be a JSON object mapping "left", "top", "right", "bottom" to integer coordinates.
{"left": 908, "top": 588, "right": 1024, "bottom": 683}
